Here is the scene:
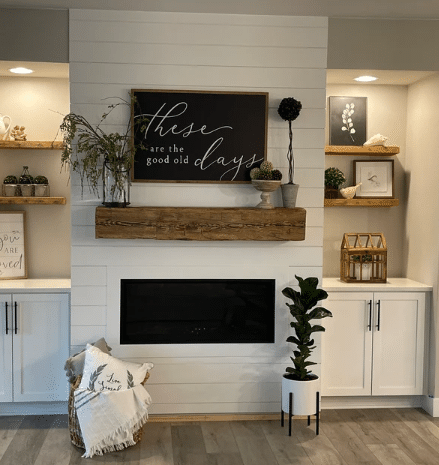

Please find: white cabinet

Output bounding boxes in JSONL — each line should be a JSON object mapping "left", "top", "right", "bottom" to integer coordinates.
{"left": 321, "top": 288, "right": 427, "bottom": 396}
{"left": 0, "top": 292, "right": 70, "bottom": 403}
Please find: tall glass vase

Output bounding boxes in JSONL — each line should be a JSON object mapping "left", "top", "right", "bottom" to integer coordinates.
{"left": 102, "top": 160, "right": 130, "bottom": 207}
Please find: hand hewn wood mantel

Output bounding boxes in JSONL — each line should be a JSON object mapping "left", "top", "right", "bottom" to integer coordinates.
{"left": 95, "top": 207, "right": 306, "bottom": 241}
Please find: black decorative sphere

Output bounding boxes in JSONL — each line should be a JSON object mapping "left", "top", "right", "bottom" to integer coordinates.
{"left": 277, "top": 97, "right": 302, "bottom": 122}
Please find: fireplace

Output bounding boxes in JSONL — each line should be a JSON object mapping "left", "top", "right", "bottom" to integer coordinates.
{"left": 120, "top": 279, "right": 275, "bottom": 344}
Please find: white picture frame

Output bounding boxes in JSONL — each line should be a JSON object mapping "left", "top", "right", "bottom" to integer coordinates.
{"left": 353, "top": 160, "right": 394, "bottom": 198}
{"left": 0, "top": 211, "right": 27, "bottom": 279}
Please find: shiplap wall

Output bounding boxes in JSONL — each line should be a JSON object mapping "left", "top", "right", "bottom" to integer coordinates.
{"left": 69, "top": 9, "right": 327, "bottom": 414}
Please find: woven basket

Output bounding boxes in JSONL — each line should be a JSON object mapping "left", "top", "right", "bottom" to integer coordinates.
{"left": 68, "top": 372, "right": 150, "bottom": 450}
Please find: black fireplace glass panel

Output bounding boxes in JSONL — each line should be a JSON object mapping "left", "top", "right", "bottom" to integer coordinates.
{"left": 120, "top": 279, "right": 275, "bottom": 344}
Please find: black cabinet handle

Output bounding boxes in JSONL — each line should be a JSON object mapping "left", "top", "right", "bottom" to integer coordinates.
{"left": 5, "top": 302, "right": 8, "bottom": 335}
{"left": 367, "top": 300, "right": 372, "bottom": 331}
{"left": 376, "top": 300, "right": 381, "bottom": 331}
{"left": 14, "top": 301, "right": 17, "bottom": 335}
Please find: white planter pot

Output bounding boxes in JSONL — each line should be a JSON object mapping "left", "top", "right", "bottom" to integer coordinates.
{"left": 355, "top": 263, "right": 371, "bottom": 280}
{"left": 20, "top": 184, "right": 33, "bottom": 197}
{"left": 282, "top": 374, "right": 321, "bottom": 416}
{"left": 34, "top": 184, "right": 49, "bottom": 197}
{"left": 3, "top": 184, "right": 17, "bottom": 196}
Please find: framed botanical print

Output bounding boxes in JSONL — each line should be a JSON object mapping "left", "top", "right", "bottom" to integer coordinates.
{"left": 353, "top": 160, "right": 394, "bottom": 198}
{"left": 329, "top": 96, "right": 367, "bottom": 146}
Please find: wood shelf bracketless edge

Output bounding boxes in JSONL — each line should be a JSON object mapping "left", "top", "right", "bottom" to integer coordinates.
{"left": 0, "top": 141, "right": 63, "bottom": 150}
{"left": 325, "top": 145, "right": 400, "bottom": 156}
{"left": 95, "top": 206, "right": 306, "bottom": 241}
{"left": 0, "top": 196, "right": 66, "bottom": 205}
{"left": 324, "top": 198, "right": 399, "bottom": 207}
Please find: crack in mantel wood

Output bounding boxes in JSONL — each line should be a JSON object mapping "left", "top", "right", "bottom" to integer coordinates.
{"left": 95, "top": 206, "right": 306, "bottom": 241}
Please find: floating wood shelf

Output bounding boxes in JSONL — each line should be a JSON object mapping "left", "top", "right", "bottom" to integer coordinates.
{"left": 0, "top": 141, "right": 63, "bottom": 150}
{"left": 95, "top": 206, "right": 306, "bottom": 241}
{"left": 324, "top": 198, "right": 399, "bottom": 208}
{"left": 0, "top": 196, "right": 66, "bottom": 205}
{"left": 325, "top": 145, "right": 400, "bottom": 156}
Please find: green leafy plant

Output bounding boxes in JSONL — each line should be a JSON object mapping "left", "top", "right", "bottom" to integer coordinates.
{"left": 325, "top": 167, "right": 346, "bottom": 189}
{"left": 19, "top": 166, "right": 33, "bottom": 184}
{"left": 3, "top": 175, "right": 17, "bottom": 184}
{"left": 59, "top": 96, "right": 148, "bottom": 198}
{"left": 277, "top": 97, "right": 302, "bottom": 184}
{"left": 352, "top": 254, "right": 372, "bottom": 262}
{"left": 34, "top": 175, "right": 49, "bottom": 185}
{"left": 282, "top": 276, "right": 332, "bottom": 381}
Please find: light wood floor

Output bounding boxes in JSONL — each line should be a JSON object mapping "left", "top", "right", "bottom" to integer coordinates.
{"left": 1, "top": 408, "right": 439, "bottom": 464}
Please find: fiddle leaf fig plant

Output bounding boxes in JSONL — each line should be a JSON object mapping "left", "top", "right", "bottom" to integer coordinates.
{"left": 282, "top": 276, "right": 332, "bottom": 381}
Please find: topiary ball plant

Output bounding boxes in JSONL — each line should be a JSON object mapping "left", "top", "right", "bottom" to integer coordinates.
{"left": 34, "top": 175, "right": 49, "bottom": 184}
{"left": 3, "top": 175, "right": 17, "bottom": 184}
{"left": 19, "top": 166, "right": 33, "bottom": 184}
{"left": 282, "top": 276, "right": 332, "bottom": 381}
{"left": 324, "top": 167, "right": 346, "bottom": 189}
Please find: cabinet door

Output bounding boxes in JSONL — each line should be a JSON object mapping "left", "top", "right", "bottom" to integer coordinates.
{"left": 12, "top": 293, "right": 70, "bottom": 402}
{"left": 0, "top": 294, "right": 13, "bottom": 402}
{"left": 321, "top": 292, "right": 373, "bottom": 396}
{"left": 372, "top": 292, "right": 426, "bottom": 396}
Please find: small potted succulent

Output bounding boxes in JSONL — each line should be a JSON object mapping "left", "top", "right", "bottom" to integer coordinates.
{"left": 250, "top": 161, "right": 282, "bottom": 209}
{"left": 34, "top": 175, "right": 50, "bottom": 197}
{"left": 3, "top": 175, "right": 18, "bottom": 197}
{"left": 19, "top": 166, "right": 34, "bottom": 197}
{"left": 324, "top": 167, "right": 346, "bottom": 199}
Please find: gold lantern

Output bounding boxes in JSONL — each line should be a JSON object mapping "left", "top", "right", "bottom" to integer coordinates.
{"left": 340, "top": 233, "right": 387, "bottom": 283}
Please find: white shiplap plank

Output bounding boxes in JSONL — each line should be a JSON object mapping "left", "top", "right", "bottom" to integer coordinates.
{"left": 71, "top": 42, "right": 328, "bottom": 70}
{"left": 70, "top": 83, "right": 327, "bottom": 109}
{"left": 148, "top": 402, "right": 280, "bottom": 415}
{"left": 70, "top": 21, "right": 328, "bottom": 49}
{"left": 70, "top": 10, "right": 328, "bottom": 29}
{"left": 71, "top": 266, "right": 107, "bottom": 286}
{"left": 71, "top": 285, "right": 106, "bottom": 306}
{"left": 69, "top": 63, "right": 327, "bottom": 89}
{"left": 71, "top": 245, "right": 323, "bottom": 268}
{"left": 70, "top": 306, "right": 107, "bottom": 326}
{"left": 70, "top": 325, "right": 107, "bottom": 346}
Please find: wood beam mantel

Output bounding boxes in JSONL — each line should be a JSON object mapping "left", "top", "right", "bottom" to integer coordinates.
{"left": 95, "top": 206, "right": 306, "bottom": 241}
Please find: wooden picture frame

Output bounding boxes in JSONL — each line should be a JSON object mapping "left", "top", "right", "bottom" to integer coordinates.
{"left": 131, "top": 89, "right": 268, "bottom": 183}
{"left": 329, "top": 96, "right": 367, "bottom": 146}
{"left": 0, "top": 211, "right": 27, "bottom": 279}
{"left": 353, "top": 160, "right": 395, "bottom": 198}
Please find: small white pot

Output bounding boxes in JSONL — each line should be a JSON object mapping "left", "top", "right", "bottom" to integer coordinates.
{"left": 20, "top": 184, "right": 33, "bottom": 196}
{"left": 282, "top": 374, "right": 321, "bottom": 416}
{"left": 3, "top": 184, "right": 17, "bottom": 196}
{"left": 34, "top": 184, "right": 49, "bottom": 197}
{"left": 355, "top": 263, "right": 371, "bottom": 280}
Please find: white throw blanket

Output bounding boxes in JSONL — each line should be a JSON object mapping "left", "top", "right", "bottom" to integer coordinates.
{"left": 74, "top": 384, "right": 152, "bottom": 458}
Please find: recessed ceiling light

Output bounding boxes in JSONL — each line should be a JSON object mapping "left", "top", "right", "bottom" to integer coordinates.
{"left": 9, "top": 67, "right": 34, "bottom": 75}
{"left": 354, "top": 75, "right": 378, "bottom": 82}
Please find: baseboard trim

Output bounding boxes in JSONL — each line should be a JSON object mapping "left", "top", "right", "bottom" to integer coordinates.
{"left": 149, "top": 413, "right": 280, "bottom": 422}
{"left": 321, "top": 395, "right": 423, "bottom": 410}
{"left": 421, "top": 395, "right": 439, "bottom": 417}
{"left": 0, "top": 402, "right": 68, "bottom": 416}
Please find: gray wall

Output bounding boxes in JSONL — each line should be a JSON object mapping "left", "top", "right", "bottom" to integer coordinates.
{"left": 0, "top": 8, "right": 68, "bottom": 62}
{"left": 328, "top": 18, "right": 439, "bottom": 71}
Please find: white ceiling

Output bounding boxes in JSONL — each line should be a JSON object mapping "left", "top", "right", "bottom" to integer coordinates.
{"left": 326, "top": 70, "right": 438, "bottom": 85}
{"left": 1, "top": 0, "right": 439, "bottom": 19}
{"left": 0, "top": 61, "right": 69, "bottom": 79}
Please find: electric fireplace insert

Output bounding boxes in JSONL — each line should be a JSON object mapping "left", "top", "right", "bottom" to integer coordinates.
{"left": 120, "top": 279, "right": 275, "bottom": 344}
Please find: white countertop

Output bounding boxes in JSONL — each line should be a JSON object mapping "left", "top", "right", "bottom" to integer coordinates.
{"left": 0, "top": 278, "right": 71, "bottom": 292}
{"left": 322, "top": 277, "right": 432, "bottom": 292}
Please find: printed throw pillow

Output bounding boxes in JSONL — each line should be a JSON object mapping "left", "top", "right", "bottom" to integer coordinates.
{"left": 64, "top": 337, "right": 113, "bottom": 383}
{"left": 79, "top": 344, "right": 153, "bottom": 392}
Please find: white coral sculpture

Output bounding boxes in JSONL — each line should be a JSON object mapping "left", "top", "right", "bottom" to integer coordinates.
{"left": 363, "top": 134, "right": 388, "bottom": 146}
{"left": 341, "top": 103, "right": 356, "bottom": 142}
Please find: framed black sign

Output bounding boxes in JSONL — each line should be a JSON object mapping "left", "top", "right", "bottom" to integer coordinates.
{"left": 131, "top": 89, "right": 268, "bottom": 183}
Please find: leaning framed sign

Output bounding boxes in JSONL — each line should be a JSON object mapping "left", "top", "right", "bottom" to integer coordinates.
{"left": 0, "top": 211, "right": 27, "bottom": 279}
{"left": 131, "top": 89, "right": 268, "bottom": 183}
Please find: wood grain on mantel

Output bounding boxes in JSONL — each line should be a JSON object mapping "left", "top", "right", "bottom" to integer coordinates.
{"left": 95, "top": 207, "right": 306, "bottom": 241}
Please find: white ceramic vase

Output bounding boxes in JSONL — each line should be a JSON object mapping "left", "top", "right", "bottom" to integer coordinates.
{"left": 251, "top": 180, "right": 281, "bottom": 209}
